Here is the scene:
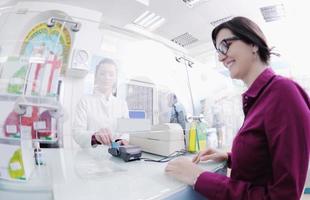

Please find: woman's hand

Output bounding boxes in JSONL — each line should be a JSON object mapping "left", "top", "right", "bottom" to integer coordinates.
{"left": 165, "top": 157, "right": 204, "bottom": 186}
{"left": 94, "top": 128, "right": 113, "bottom": 145}
{"left": 192, "top": 148, "right": 228, "bottom": 164}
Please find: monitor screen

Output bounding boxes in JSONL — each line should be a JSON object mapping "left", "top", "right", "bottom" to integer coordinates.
{"left": 129, "top": 110, "right": 146, "bottom": 119}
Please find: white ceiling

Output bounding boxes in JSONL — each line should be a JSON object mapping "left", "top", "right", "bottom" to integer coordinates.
{"left": 2, "top": 0, "right": 288, "bottom": 63}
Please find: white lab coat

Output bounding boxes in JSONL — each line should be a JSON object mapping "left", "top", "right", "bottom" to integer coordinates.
{"left": 73, "top": 93, "right": 129, "bottom": 148}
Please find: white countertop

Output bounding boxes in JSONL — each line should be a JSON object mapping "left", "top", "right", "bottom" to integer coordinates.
{"left": 0, "top": 146, "right": 224, "bottom": 200}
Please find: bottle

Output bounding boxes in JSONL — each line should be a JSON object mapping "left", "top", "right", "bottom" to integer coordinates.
{"left": 188, "top": 122, "right": 197, "bottom": 153}
{"left": 34, "top": 141, "right": 44, "bottom": 165}
{"left": 196, "top": 122, "right": 207, "bottom": 151}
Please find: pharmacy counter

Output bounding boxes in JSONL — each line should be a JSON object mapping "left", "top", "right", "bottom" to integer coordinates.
{"left": 0, "top": 146, "right": 225, "bottom": 200}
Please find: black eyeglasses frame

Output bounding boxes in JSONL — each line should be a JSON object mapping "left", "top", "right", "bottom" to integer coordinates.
{"left": 216, "top": 36, "right": 240, "bottom": 55}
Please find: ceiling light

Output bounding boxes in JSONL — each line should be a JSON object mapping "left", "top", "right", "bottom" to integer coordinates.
{"left": 148, "top": 17, "right": 165, "bottom": 31}
{"left": 139, "top": 13, "right": 156, "bottom": 26}
{"left": 132, "top": 11, "right": 165, "bottom": 31}
{"left": 133, "top": 10, "right": 150, "bottom": 24}
{"left": 135, "top": 0, "right": 149, "bottom": 6}
{"left": 182, "top": 0, "right": 208, "bottom": 8}
{"left": 143, "top": 15, "right": 160, "bottom": 27}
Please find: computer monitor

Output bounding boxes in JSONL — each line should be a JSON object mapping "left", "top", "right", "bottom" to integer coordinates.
{"left": 125, "top": 79, "right": 155, "bottom": 124}
{"left": 129, "top": 110, "right": 146, "bottom": 119}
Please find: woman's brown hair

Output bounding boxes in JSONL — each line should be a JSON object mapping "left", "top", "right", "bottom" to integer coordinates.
{"left": 212, "top": 16, "right": 275, "bottom": 64}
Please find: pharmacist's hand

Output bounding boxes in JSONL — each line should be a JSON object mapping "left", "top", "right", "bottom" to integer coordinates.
{"left": 94, "top": 128, "right": 113, "bottom": 145}
{"left": 192, "top": 148, "right": 228, "bottom": 164}
{"left": 116, "top": 139, "right": 129, "bottom": 146}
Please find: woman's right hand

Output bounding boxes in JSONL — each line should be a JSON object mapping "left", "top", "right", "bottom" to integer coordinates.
{"left": 94, "top": 128, "right": 113, "bottom": 145}
{"left": 192, "top": 148, "right": 228, "bottom": 164}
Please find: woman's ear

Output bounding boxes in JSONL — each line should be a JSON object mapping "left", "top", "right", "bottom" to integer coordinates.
{"left": 252, "top": 45, "right": 258, "bottom": 54}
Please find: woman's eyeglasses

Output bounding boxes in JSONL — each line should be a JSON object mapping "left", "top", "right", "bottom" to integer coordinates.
{"left": 216, "top": 36, "right": 240, "bottom": 55}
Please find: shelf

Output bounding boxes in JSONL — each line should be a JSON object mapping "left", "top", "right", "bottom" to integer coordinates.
{"left": 0, "top": 137, "right": 21, "bottom": 145}
{"left": 0, "top": 93, "right": 58, "bottom": 105}
{"left": 18, "top": 102, "right": 59, "bottom": 110}
{"left": 0, "top": 93, "right": 59, "bottom": 110}
{"left": 32, "top": 138, "right": 58, "bottom": 144}
{"left": 0, "top": 93, "right": 58, "bottom": 100}
{"left": 0, "top": 136, "right": 58, "bottom": 144}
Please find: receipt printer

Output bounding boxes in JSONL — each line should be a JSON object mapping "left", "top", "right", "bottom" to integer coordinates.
{"left": 129, "top": 123, "right": 185, "bottom": 156}
{"left": 108, "top": 142, "right": 142, "bottom": 162}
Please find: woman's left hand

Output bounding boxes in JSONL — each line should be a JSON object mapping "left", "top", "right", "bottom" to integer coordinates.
{"left": 165, "top": 157, "right": 204, "bottom": 186}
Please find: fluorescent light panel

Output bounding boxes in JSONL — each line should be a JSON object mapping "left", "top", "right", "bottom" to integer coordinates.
{"left": 133, "top": 11, "right": 165, "bottom": 31}
{"left": 135, "top": 0, "right": 149, "bottom": 6}
{"left": 182, "top": 0, "right": 208, "bottom": 8}
{"left": 134, "top": 10, "right": 149, "bottom": 24}
{"left": 143, "top": 15, "right": 160, "bottom": 27}
{"left": 139, "top": 12, "right": 156, "bottom": 26}
{"left": 148, "top": 17, "right": 165, "bottom": 31}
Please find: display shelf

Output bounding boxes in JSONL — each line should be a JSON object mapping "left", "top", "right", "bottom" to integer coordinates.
{"left": 0, "top": 136, "right": 21, "bottom": 145}
{"left": 32, "top": 138, "right": 58, "bottom": 144}
{"left": 0, "top": 93, "right": 58, "bottom": 104}
{"left": 18, "top": 102, "right": 59, "bottom": 111}
{"left": 0, "top": 136, "right": 58, "bottom": 144}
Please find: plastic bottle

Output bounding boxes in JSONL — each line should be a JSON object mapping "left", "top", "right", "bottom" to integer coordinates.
{"left": 188, "top": 122, "right": 197, "bottom": 153}
{"left": 196, "top": 122, "right": 207, "bottom": 151}
{"left": 34, "top": 141, "right": 43, "bottom": 165}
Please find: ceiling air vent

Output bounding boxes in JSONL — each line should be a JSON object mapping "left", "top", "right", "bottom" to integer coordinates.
{"left": 260, "top": 4, "right": 285, "bottom": 22}
{"left": 210, "top": 16, "right": 233, "bottom": 27}
{"left": 171, "top": 32, "right": 198, "bottom": 47}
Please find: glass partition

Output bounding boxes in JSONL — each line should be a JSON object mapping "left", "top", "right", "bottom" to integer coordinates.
{"left": 0, "top": 8, "right": 76, "bottom": 149}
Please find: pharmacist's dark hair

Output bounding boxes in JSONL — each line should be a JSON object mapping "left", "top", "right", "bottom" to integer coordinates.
{"left": 94, "top": 58, "right": 118, "bottom": 96}
{"left": 95, "top": 58, "right": 117, "bottom": 75}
